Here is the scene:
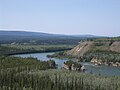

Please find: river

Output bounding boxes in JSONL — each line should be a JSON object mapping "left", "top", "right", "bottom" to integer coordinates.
{"left": 14, "top": 52, "right": 120, "bottom": 76}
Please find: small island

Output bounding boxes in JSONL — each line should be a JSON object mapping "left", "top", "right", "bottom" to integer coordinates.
{"left": 62, "top": 60, "right": 85, "bottom": 72}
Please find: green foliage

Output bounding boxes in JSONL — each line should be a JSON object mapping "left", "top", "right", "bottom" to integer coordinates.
{"left": 87, "top": 37, "right": 120, "bottom": 42}
{"left": 83, "top": 50, "right": 120, "bottom": 62}
{"left": 64, "top": 60, "right": 82, "bottom": 68}
{"left": 0, "top": 69, "right": 120, "bottom": 90}
{"left": 0, "top": 45, "right": 73, "bottom": 56}
{"left": 83, "top": 39, "right": 120, "bottom": 63}
{"left": 47, "top": 51, "right": 74, "bottom": 59}
{"left": 0, "top": 56, "right": 54, "bottom": 71}
{"left": 65, "top": 38, "right": 120, "bottom": 63}
{"left": 47, "top": 60, "right": 56, "bottom": 68}
{"left": 0, "top": 56, "right": 120, "bottom": 90}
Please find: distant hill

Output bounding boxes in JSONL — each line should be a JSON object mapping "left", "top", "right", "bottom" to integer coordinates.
{"left": 0, "top": 30, "right": 101, "bottom": 38}
{"left": 70, "top": 34, "right": 101, "bottom": 38}
{"left": 0, "top": 31, "right": 58, "bottom": 39}
{"left": 0, "top": 30, "right": 102, "bottom": 43}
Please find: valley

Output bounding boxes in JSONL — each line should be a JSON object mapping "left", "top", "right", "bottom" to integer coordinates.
{"left": 0, "top": 31, "right": 120, "bottom": 90}
{"left": 1, "top": 0, "right": 120, "bottom": 89}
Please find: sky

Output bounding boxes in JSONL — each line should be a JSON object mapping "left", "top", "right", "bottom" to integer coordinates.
{"left": 0, "top": 0, "right": 120, "bottom": 36}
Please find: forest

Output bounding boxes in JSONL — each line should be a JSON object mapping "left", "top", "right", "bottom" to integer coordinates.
{"left": 0, "top": 56, "right": 120, "bottom": 90}
{"left": 0, "top": 45, "right": 73, "bottom": 56}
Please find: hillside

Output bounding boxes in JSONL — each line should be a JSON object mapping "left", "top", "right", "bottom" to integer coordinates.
{"left": 66, "top": 41, "right": 94, "bottom": 58}
{"left": 66, "top": 38, "right": 120, "bottom": 64}
{"left": 67, "top": 40, "right": 120, "bottom": 57}
{"left": 0, "top": 31, "right": 66, "bottom": 41}
{"left": 0, "top": 31, "right": 99, "bottom": 38}
{"left": 0, "top": 31, "right": 101, "bottom": 44}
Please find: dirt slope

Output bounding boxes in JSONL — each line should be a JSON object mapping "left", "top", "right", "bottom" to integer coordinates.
{"left": 66, "top": 41, "right": 120, "bottom": 58}
{"left": 110, "top": 41, "right": 120, "bottom": 52}
{"left": 66, "top": 41, "right": 93, "bottom": 58}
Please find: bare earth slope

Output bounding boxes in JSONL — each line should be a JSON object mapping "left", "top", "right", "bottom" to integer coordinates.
{"left": 110, "top": 41, "right": 120, "bottom": 52}
{"left": 66, "top": 41, "right": 93, "bottom": 58}
{"left": 66, "top": 40, "right": 120, "bottom": 58}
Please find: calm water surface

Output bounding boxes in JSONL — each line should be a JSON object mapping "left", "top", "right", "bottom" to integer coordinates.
{"left": 15, "top": 52, "right": 120, "bottom": 76}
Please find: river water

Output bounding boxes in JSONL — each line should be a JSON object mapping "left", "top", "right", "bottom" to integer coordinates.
{"left": 14, "top": 52, "right": 120, "bottom": 76}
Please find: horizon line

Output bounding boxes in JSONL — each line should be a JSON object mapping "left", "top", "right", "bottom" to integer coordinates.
{"left": 0, "top": 29, "right": 118, "bottom": 37}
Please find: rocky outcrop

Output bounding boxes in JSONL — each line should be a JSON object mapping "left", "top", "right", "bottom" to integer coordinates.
{"left": 90, "top": 58, "right": 120, "bottom": 67}
{"left": 47, "top": 60, "right": 56, "bottom": 68}
{"left": 62, "top": 61, "right": 85, "bottom": 72}
{"left": 90, "top": 58, "right": 103, "bottom": 65}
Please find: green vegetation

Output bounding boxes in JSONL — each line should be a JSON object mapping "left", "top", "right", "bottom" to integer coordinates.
{"left": 0, "top": 33, "right": 82, "bottom": 45}
{"left": 0, "top": 56, "right": 55, "bottom": 71}
{"left": 2, "top": 44, "right": 74, "bottom": 50}
{"left": 43, "top": 38, "right": 120, "bottom": 65}
{"left": 47, "top": 51, "right": 74, "bottom": 59}
{"left": 83, "top": 50, "right": 120, "bottom": 62}
{"left": 0, "top": 56, "right": 120, "bottom": 90}
{"left": 47, "top": 51, "right": 80, "bottom": 61}
{"left": 82, "top": 40, "right": 120, "bottom": 62}
{"left": 65, "top": 38, "right": 120, "bottom": 63}
{"left": 87, "top": 37, "right": 120, "bottom": 42}
{"left": 49, "top": 38, "right": 120, "bottom": 64}
{"left": 0, "top": 37, "right": 120, "bottom": 90}
{"left": 64, "top": 60, "right": 82, "bottom": 68}
{"left": 0, "top": 45, "right": 73, "bottom": 56}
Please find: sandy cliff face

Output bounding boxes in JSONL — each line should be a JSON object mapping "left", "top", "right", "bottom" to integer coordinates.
{"left": 66, "top": 41, "right": 93, "bottom": 58}
{"left": 110, "top": 41, "right": 120, "bottom": 52}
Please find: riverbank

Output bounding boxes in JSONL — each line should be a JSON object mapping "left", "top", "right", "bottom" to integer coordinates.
{"left": 5, "top": 48, "right": 72, "bottom": 56}
{"left": 90, "top": 58, "right": 120, "bottom": 67}
{"left": 47, "top": 51, "right": 75, "bottom": 59}
{"left": 0, "top": 44, "right": 73, "bottom": 56}
{"left": 47, "top": 51, "right": 120, "bottom": 67}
